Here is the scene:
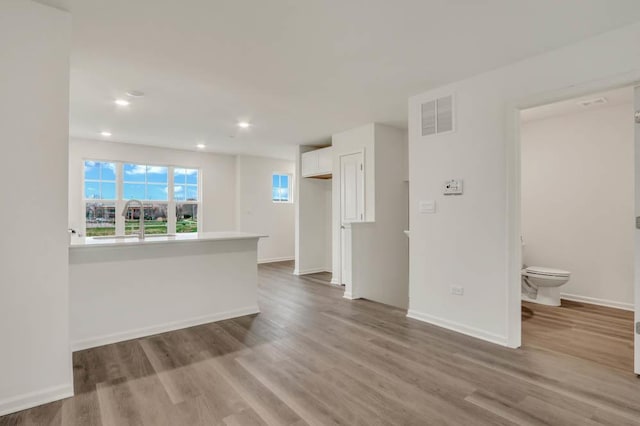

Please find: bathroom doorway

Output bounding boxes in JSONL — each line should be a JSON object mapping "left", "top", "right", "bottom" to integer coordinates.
{"left": 518, "top": 85, "right": 637, "bottom": 373}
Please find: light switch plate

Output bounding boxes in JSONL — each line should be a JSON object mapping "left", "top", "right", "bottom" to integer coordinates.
{"left": 444, "top": 179, "right": 463, "bottom": 195}
{"left": 451, "top": 286, "right": 464, "bottom": 296}
{"left": 419, "top": 200, "right": 436, "bottom": 214}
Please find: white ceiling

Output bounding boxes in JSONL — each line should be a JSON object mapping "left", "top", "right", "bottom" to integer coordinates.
{"left": 38, "top": 0, "right": 640, "bottom": 160}
{"left": 521, "top": 86, "right": 634, "bottom": 122}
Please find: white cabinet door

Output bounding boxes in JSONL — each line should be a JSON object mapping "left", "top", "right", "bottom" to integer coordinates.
{"left": 317, "top": 147, "right": 333, "bottom": 175}
{"left": 340, "top": 152, "right": 364, "bottom": 223}
{"left": 301, "top": 151, "right": 319, "bottom": 177}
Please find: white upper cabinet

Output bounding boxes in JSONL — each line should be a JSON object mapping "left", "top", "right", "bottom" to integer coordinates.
{"left": 301, "top": 146, "right": 333, "bottom": 178}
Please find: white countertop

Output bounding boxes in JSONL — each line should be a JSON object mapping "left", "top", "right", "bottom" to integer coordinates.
{"left": 70, "top": 231, "right": 267, "bottom": 249}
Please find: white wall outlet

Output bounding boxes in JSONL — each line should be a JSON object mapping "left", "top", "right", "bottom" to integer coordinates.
{"left": 443, "top": 179, "right": 463, "bottom": 195}
{"left": 419, "top": 200, "right": 436, "bottom": 214}
{"left": 451, "top": 285, "right": 464, "bottom": 296}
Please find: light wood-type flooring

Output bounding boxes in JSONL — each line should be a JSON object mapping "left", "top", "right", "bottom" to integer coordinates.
{"left": 1, "top": 261, "right": 639, "bottom": 425}
{"left": 522, "top": 300, "right": 634, "bottom": 373}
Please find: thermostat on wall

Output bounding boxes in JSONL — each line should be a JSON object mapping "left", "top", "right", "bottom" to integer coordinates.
{"left": 443, "top": 179, "right": 463, "bottom": 195}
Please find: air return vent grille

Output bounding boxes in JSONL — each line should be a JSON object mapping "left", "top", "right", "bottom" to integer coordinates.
{"left": 421, "top": 95, "right": 454, "bottom": 136}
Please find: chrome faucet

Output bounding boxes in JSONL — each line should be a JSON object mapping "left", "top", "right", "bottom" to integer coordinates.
{"left": 122, "top": 199, "right": 145, "bottom": 239}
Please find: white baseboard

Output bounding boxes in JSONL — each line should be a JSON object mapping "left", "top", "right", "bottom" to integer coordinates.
{"left": 293, "top": 267, "right": 331, "bottom": 276}
{"left": 71, "top": 305, "right": 260, "bottom": 351}
{"left": 258, "top": 256, "right": 294, "bottom": 264}
{"left": 343, "top": 292, "right": 359, "bottom": 300}
{"left": 560, "top": 293, "right": 634, "bottom": 311}
{"left": 406, "top": 309, "right": 510, "bottom": 347}
{"left": 330, "top": 278, "right": 341, "bottom": 285}
{"left": 0, "top": 383, "right": 73, "bottom": 417}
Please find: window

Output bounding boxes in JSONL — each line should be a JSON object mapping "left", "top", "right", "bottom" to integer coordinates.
{"left": 174, "top": 168, "right": 199, "bottom": 233}
{"left": 272, "top": 173, "right": 292, "bottom": 203}
{"left": 84, "top": 161, "right": 117, "bottom": 236}
{"left": 122, "top": 164, "right": 169, "bottom": 235}
{"left": 176, "top": 203, "right": 198, "bottom": 233}
{"left": 82, "top": 160, "right": 201, "bottom": 236}
{"left": 124, "top": 203, "right": 169, "bottom": 235}
{"left": 173, "top": 168, "right": 199, "bottom": 201}
{"left": 84, "top": 161, "right": 116, "bottom": 200}
{"left": 123, "top": 164, "right": 168, "bottom": 201}
{"left": 85, "top": 202, "right": 116, "bottom": 236}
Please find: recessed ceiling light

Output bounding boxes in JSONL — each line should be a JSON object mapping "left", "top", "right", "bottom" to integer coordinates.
{"left": 237, "top": 121, "right": 250, "bottom": 129}
{"left": 196, "top": 143, "right": 206, "bottom": 149}
{"left": 100, "top": 131, "right": 112, "bottom": 137}
{"left": 114, "top": 99, "right": 130, "bottom": 106}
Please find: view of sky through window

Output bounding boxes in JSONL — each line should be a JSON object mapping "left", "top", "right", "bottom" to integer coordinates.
{"left": 174, "top": 168, "right": 199, "bottom": 201}
{"left": 272, "top": 174, "right": 290, "bottom": 202}
{"left": 123, "top": 164, "right": 168, "bottom": 201}
{"left": 84, "top": 161, "right": 116, "bottom": 199}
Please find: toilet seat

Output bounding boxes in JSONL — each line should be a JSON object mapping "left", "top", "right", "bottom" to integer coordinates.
{"left": 523, "top": 266, "right": 570, "bottom": 278}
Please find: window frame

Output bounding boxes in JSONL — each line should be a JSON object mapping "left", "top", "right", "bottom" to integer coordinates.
{"left": 81, "top": 159, "right": 202, "bottom": 236}
{"left": 272, "top": 172, "right": 293, "bottom": 204}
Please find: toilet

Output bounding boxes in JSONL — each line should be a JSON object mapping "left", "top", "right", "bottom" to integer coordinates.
{"left": 521, "top": 266, "right": 571, "bottom": 306}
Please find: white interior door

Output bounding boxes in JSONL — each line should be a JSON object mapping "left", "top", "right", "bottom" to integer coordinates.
{"left": 635, "top": 86, "right": 640, "bottom": 375}
{"left": 340, "top": 152, "right": 364, "bottom": 290}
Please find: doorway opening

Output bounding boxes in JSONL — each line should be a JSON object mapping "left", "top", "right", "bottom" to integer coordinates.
{"left": 518, "top": 86, "right": 636, "bottom": 373}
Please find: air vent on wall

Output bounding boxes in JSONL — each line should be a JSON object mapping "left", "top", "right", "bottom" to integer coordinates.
{"left": 421, "top": 95, "right": 454, "bottom": 136}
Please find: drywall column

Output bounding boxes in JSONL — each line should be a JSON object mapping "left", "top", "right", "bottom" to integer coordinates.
{"left": 295, "top": 146, "right": 332, "bottom": 275}
{"left": 0, "top": 0, "right": 72, "bottom": 415}
{"left": 352, "top": 125, "right": 409, "bottom": 308}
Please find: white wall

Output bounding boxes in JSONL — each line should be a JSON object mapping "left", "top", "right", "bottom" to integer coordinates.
{"left": 0, "top": 1, "right": 72, "bottom": 415}
{"left": 408, "top": 22, "right": 640, "bottom": 347}
{"left": 236, "top": 155, "right": 295, "bottom": 263}
{"left": 351, "top": 124, "right": 409, "bottom": 308}
{"left": 521, "top": 103, "right": 634, "bottom": 309}
{"left": 69, "top": 138, "right": 237, "bottom": 234}
{"left": 295, "top": 146, "right": 333, "bottom": 275}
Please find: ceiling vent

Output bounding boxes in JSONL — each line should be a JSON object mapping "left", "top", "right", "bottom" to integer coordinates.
{"left": 578, "top": 97, "right": 608, "bottom": 108}
{"left": 421, "top": 95, "right": 454, "bottom": 136}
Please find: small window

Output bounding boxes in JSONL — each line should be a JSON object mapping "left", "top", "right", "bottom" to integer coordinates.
{"left": 272, "top": 173, "right": 292, "bottom": 203}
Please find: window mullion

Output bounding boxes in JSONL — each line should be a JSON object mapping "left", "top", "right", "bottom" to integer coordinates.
{"left": 168, "top": 167, "right": 176, "bottom": 234}
{"left": 115, "top": 162, "right": 125, "bottom": 236}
